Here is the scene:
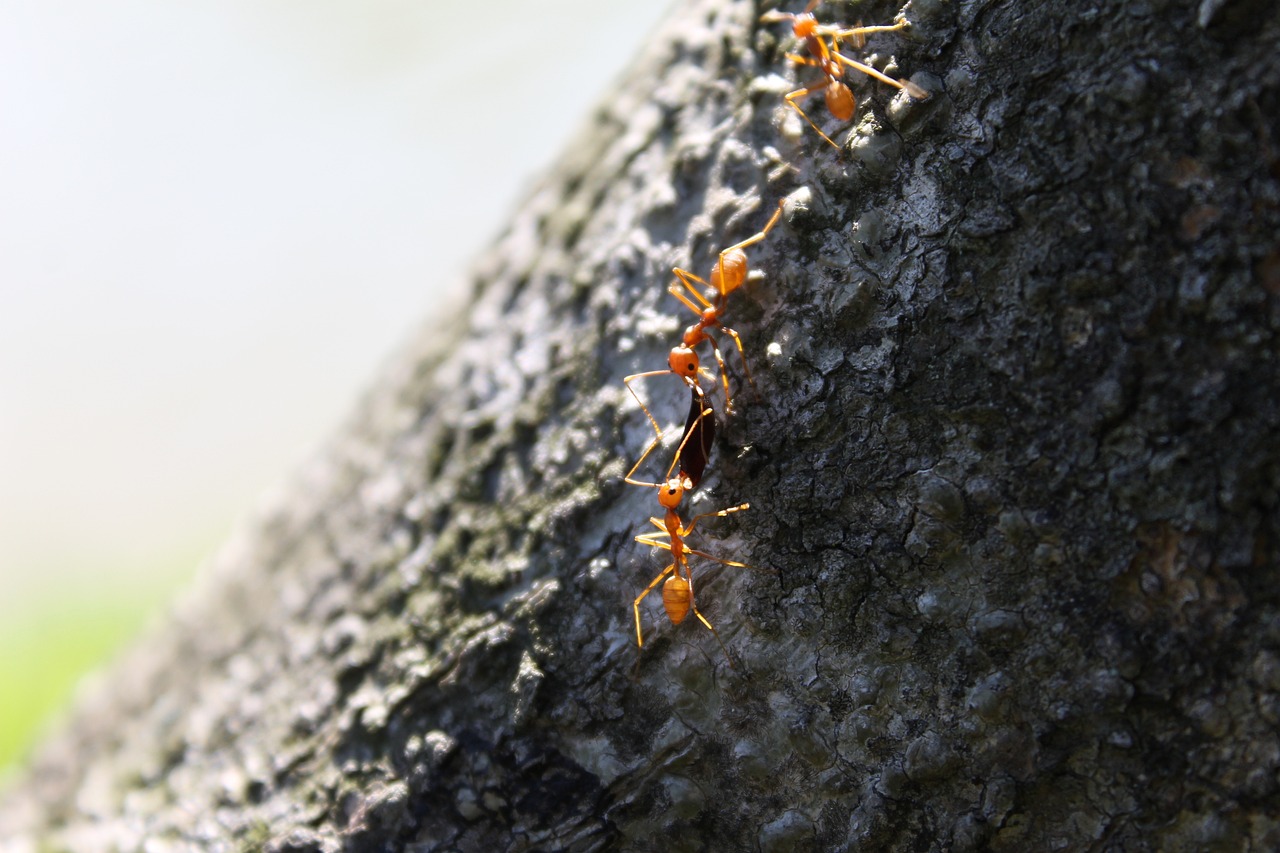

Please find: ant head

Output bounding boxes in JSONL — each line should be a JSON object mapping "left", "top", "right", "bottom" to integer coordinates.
{"left": 760, "top": 7, "right": 816, "bottom": 39}
{"left": 710, "top": 249, "right": 748, "bottom": 297}
{"left": 658, "top": 476, "right": 692, "bottom": 510}
{"left": 669, "top": 345, "right": 700, "bottom": 379}
{"left": 793, "top": 14, "right": 818, "bottom": 39}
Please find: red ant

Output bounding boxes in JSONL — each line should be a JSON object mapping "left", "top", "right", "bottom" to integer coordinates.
{"left": 632, "top": 499, "right": 751, "bottom": 663}
{"left": 623, "top": 200, "right": 784, "bottom": 425}
{"left": 667, "top": 199, "right": 786, "bottom": 412}
{"left": 761, "top": 1, "right": 928, "bottom": 150}
{"left": 623, "top": 395, "right": 750, "bottom": 661}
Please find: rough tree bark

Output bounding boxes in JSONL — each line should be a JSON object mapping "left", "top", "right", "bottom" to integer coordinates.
{"left": 3, "top": 0, "right": 1278, "bottom": 849}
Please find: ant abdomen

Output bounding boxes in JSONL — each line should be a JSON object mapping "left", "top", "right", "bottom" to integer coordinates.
{"left": 662, "top": 575, "right": 692, "bottom": 625}
{"left": 709, "top": 250, "right": 749, "bottom": 296}
{"left": 826, "top": 81, "right": 855, "bottom": 121}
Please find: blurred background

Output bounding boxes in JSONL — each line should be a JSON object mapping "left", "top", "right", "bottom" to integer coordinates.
{"left": 0, "top": 0, "right": 670, "bottom": 776}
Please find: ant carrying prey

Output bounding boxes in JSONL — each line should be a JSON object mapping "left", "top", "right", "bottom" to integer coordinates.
{"left": 623, "top": 398, "right": 752, "bottom": 663}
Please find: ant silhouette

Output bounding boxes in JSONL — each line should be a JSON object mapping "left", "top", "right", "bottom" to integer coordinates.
{"left": 761, "top": 0, "right": 928, "bottom": 150}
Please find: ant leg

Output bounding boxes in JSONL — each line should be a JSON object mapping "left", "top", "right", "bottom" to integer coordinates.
{"left": 718, "top": 200, "right": 784, "bottom": 262}
{"left": 634, "top": 393, "right": 713, "bottom": 490}
{"left": 623, "top": 370, "right": 675, "bottom": 446}
{"left": 639, "top": 536, "right": 765, "bottom": 573}
{"left": 712, "top": 200, "right": 785, "bottom": 300}
{"left": 830, "top": 18, "right": 910, "bottom": 48}
{"left": 621, "top": 391, "right": 675, "bottom": 489}
{"left": 783, "top": 83, "right": 842, "bottom": 150}
{"left": 665, "top": 394, "right": 714, "bottom": 480}
{"left": 699, "top": 330, "right": 735, "bottom": 413}
{"left": 677, "top": 390, "right": 715, "bottom": 489}
{"left": 634, "top": 563, "right": 675, "bottom": 648}
{"left": 622, "top": 370, "right": 703, "bottom": 485}
{"left": 760, "top": 0, "right": 821, "bottom": 24}
{"left": 663, "top": 393, "right": 714, "bottom": 490}
{"left": 636, "top": 532, "right": 671, "bottom": 549}
{"left": 784, "top": 52, "right": 824, "bottom": 70}
{"left": 624, "top": 435, "right": 667, "bottom": 488}
{"left": 622, "top": 429, "right": 671, "bottom": 489}
{"left": 832, "top": 52, "right": 929, "bottom": 99}
{"left": 680, "top": 502, "right": 751, "bottom": 539}
{"left": 717, "top": 324, "right": 759, "bottom": 403}
{"left": 686, "top": 574, "right": 734, "bottom": 667}
{"left": 683, "top": 547, "right": 759, "bottom": 572}
{"left": 672, "top": 268, "right": 714, "bottom": 314}
{"left": 669, "top": 285, "right": 706, "bottom": 320}
{"left": 692, "top": 606, "right": 732, "bottom": 664}
{"left": 636, "top": 517, "right": 673, "bottom": 549}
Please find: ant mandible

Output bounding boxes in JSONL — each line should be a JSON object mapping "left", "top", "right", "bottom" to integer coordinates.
{"left": 761, "top": 0, "right": 928, "bottom": 150}
{"left": 668, "top": 198, "right": 786, "bottom": 412}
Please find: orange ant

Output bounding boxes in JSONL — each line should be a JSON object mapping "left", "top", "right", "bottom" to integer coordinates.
{"left": 631, "top": 499, "right": 752, "bottom": 662}
{"left": 667, "top": 198, "right": 786, "bottom": 412}
{"left": 761, "top": 1, "right": 928, "bottom": 150}
{"left": 623, "top": 399, "right": 751, "bottom": 662}
{"left": 623, "top": 201, "right": 783, "bottom": 421}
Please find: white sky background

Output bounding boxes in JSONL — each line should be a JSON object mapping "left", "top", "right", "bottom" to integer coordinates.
{"left": 0, "top": 1, "right": 671, "bottom": 615}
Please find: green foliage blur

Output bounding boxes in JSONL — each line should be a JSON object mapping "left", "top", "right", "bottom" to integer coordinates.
{"left": 0, "top": 564, "right": 192, "bottom": 775}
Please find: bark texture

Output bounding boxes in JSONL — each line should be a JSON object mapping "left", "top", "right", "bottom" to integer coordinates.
{"left": 3, "top": 0, "right": 1279, "bottom": 850}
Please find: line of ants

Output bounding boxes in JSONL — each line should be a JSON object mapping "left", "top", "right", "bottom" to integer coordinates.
{"left": 617, "top": 0, "right": 927, "bottom": 667}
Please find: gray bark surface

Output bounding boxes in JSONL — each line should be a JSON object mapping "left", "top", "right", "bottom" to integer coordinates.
{"left": 3, "top": 0, "right": 1279, "bottom": 850}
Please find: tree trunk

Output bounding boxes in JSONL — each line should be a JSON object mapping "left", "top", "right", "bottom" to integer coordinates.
{"left": 3, "top": 0, "right": 1278, "bottom": 849}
